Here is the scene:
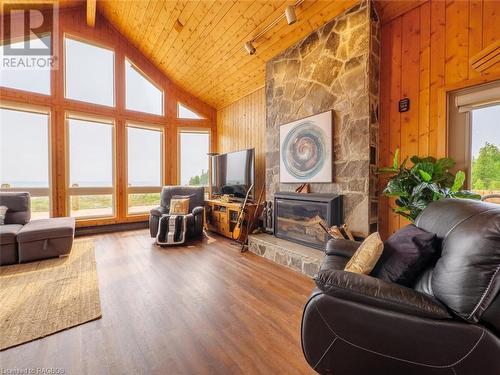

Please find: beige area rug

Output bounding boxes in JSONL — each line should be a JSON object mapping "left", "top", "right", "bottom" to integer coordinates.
{"left": 0, "top": 240, "right": 102, "bottom": 350}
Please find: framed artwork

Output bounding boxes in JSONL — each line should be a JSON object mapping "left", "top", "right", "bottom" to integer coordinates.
{"left": 279, "top": 110, "right": 333, "bottom": 183}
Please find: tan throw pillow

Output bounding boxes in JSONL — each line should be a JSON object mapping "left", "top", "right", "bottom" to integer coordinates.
{"left": 0, "top": 205, "right": 8, "bottom": 225}
{"left": 344, "top": 232, "right": 384, "bottom": 275}
{"left": 169, "top": 198, "right": 190, "bottom": 215}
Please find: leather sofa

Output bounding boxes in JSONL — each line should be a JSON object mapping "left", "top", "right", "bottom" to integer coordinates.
{"left": 301, "top": 199, "right": 500, "bottom": 374}
{"left": 149, "top": 186, "right": 205, "bottom": 239}
{"left": 0, "top": 192, "right": 75, "bottom": 265}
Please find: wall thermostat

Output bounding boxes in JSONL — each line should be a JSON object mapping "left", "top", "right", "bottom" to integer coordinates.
{"left": 399, "top": 98, "right": 410, "bottom": 112}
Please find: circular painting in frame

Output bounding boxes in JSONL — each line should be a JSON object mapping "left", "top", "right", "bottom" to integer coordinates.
{"left": 279, "top": 111, "right": 333, "bottom": 183}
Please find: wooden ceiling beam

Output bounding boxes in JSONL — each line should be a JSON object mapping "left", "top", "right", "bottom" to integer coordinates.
{"left": 86, "top": 0, "right": 96, "bottom": 27}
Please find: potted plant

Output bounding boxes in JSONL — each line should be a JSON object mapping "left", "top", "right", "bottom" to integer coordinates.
{"left": 378, "top": 149, "right": 481, "bottom": 222}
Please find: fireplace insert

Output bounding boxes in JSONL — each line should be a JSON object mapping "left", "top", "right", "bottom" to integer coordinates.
{"left": 274, "top": 192, "right": 342, "bottom": 250}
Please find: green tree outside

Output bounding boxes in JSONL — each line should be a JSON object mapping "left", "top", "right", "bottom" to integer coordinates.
{"left": 471, "top": 143, "right": 500, "bottom": 191}
{"left": 189, "top": 169, "right": 208, "bottom": 186}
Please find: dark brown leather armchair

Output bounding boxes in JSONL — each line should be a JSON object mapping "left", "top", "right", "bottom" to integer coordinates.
{"left": 149, "top": 186, "right": 205, "bottom": 239}
{"left": 301, "top": 199, "right": 500, "bottom": 375}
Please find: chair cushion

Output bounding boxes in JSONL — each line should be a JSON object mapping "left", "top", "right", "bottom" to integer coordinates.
{"left": 0, "top": 205, "right": 7, "bottom": 225}
{"left": 17, "top": 217, "right": 75, "bottom": 243}
{"left": 344, "top": 232, "right": 383, "bottom": 275}
{"left": 372, "top": 224, "right": 438, "bottom": 287}
{"left": 169, "top": 198, "right": 190, "bottom": 215}
{"left": 415, "top": 199, "right": 500, "bottom": 323}
{"left": 0, "top": 224, "right": 23, "bottom": 245}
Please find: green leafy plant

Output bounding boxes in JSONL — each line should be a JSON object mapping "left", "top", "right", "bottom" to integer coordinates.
{"left": 378, "top": 149, "right": 481, "bottom": 222}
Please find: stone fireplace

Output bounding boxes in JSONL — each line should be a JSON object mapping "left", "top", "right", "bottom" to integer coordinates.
{"left": 249, "top": 0, "right": 380, "bottom": 277}
{"left": 265, "top": 0, "right": 380, "bottom": 237}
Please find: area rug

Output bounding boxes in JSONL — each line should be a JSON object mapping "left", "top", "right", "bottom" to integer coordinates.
{"left": 0, "top": 240, "right": 102, "bottom": 350}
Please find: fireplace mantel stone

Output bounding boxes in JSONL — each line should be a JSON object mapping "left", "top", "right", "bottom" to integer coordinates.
{"left": 248, "top": 233, "right": 324, "bottom": 277}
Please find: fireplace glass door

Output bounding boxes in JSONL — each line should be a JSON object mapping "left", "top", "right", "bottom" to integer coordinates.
{"left": 275, "top": 198, "right": 329, "bottom": 249}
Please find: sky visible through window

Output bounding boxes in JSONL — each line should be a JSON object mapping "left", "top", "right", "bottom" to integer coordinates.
{"left": 126, "top": 60, "right": 163, "bottom": 115}
{"left": 65, "top": 37, "right": 114, "bottom": 106}
{"left": 180, "top": 132, "right": 209, "bottom": 185}
{"left": 68, "top": 118, "right": 113, "bottom": 187}
{"left": 127, "top": 126, "right": 162, "bottom": 186}
{"left": 0, "top": 108, "right": 49, "bottom": 187}
{"left": 178, "top": 103, "right": 203, "bottom": 119}
{"left": 471, "top": 104, "right": 500, "bottom": 158}
{"left": 0, "top": 35, "right": 51, "bottom": 95}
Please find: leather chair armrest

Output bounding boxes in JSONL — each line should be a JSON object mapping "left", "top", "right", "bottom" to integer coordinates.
{"left": 150, "top": 206, "right": 168, "bottom": 217}
{"left": 192, "top": 206, "right": 204, "bottom": 216}
{"left": 325, "top": 238, "right": 360, "bottom": 257}
{"left": 315, "top": 269, "right": 451, "bottom": 320}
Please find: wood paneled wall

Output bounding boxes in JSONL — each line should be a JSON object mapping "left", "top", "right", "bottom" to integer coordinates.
{"left": 1, "top": 5, "right": 216, "bottom": 227}
{"left": 216, "top": 88, "right": 266, "bottom": 199}
{"left": 379, "top": 0, "right": 500, "bottom": 238}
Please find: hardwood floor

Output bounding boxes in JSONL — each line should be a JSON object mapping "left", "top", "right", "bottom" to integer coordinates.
{"left": 0, "top": 230, "right": 316, "bottom": 375}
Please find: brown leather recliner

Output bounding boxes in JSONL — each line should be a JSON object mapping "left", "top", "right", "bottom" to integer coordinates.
{"left": 301, "top": 199, "right": 500, "bottom": 375}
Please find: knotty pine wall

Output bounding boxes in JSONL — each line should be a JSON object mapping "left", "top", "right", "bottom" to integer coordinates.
{"left": 379, "top": 0, "right": 500, "bottom": 238}
{"left": 216, "top": 88, "right": 266, "bottom": 199}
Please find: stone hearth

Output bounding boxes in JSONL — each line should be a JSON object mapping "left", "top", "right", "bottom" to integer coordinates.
{"left": 248, "top": 234, "right": 324, "bottom": 277}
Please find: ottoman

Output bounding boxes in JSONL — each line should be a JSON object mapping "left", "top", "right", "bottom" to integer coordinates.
{"left": 0, "top": 224, "right": 23, "bottom": 265}
{"left": 17, "top": 217, "right": 76, "bottom": 263}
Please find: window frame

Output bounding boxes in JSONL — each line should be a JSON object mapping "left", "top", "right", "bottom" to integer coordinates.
{"left": 63, "top": 34, "right": 116, "bottom": 108}
{"left": 0, "top": 102, "right": 53, "bottom": 217}
{"left": 125, "top": 121, "right": 164, "bottom": 216}
{"left": 448, "top": 80, "right": 500, "bottom": 189}
{"left": 177, "top": 128, "right": 211, "bottom": 187}
{"left": 125, "top": 57, "right": 164, "bottom": 116}
{"left": 177, "top": 102, "right": 205, "bottom": 120}
{"left": 0, "top": 32, "right": 52, "bottom": 96}
{"left": 65, "top": 111, "right": 116, "bottom": 219}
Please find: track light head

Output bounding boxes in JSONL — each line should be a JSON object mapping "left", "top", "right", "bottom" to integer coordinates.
{"left": 285, "top": 5, "right": 297, "bottom": 25}
{"left": 244, "top": 41, "right": 256, "bottom": 55}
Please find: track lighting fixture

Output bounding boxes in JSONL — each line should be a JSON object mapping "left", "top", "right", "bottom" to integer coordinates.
{"left": 285, "top": 5, "right": 297, "bottom": 25}
{"left": 243, "top": 0, "right": 304, "bottom": 55}
{"left": 244, "top": 41, "right": 256, "bottom": 55}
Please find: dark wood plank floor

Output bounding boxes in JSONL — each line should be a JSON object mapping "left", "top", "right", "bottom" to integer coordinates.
{"left": 1, "top": 230, "right": 316, "bottom": 375}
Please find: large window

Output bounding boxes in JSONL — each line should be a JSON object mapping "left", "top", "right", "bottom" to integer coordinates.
{"left": 65, "top": 37, "right": 114, "bottom": 106}
{"left": 125, "top": 59, "right": 163, "bottom": 115}
{"left": 0, "top": 34, "right": 51, "bottom": 95}
{"left": 127, "top": 124, "right": 163, "bottom": 214}
{"left": 178, "top": 103, "right": 203, "bottom": 119}
{"left": 67, "top": 116, "right": 114, "bottom": 218}
{"left": 179, "top": 130, "right": 210, "bottom": 186}
{"left": 0, "top": 107, "right": 51, "bottom": 218}
{"left": 449, "top": 81, "right": 500, "bottom": 204}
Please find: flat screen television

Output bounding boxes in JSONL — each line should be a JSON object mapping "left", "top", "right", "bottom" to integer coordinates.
{"left": 211, "top": 148, "right": 255, "bottom": 201}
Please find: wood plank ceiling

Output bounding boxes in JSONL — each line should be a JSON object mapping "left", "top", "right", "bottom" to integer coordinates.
{"left": 95, "top": 0, "right": 422, "bottom": 109}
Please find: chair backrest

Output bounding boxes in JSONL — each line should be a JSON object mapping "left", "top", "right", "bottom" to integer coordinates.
{"left": 160, "top": 186, "right": 205, "bottom": 213}
{"left": 414, "top": 199, "right": 500, "bottom": 329}
{"left": 0, "top": 192, "right": 31, "bottom": 224}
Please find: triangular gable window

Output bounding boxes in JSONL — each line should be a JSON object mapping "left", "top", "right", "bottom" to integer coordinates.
{"left": 125, "top": 59, "right": 163, "bottom": 115}
{"left": 178, "top": 102, "right": 204, "bottom": 119}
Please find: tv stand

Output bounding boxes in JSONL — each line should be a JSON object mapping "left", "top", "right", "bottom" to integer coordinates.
{"left": 205, "top": 199, "right": 256, "bottom": 240}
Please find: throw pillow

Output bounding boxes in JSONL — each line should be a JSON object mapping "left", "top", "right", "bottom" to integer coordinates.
{"left": 344, "top": 232, "right": 384, "bottom": 274}
{"left": 0, "top": 205, "right": 7, "bottom": 225}
{"left": 371, "top": 224, "right": 438, "bottom": 287}
{"left": 169, "top": 198, "right": 190, "bottom": 215}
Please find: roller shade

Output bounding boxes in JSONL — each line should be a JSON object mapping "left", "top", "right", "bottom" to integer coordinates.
{"left": 456, "top": 86, "right": 500, "bottom": 112}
